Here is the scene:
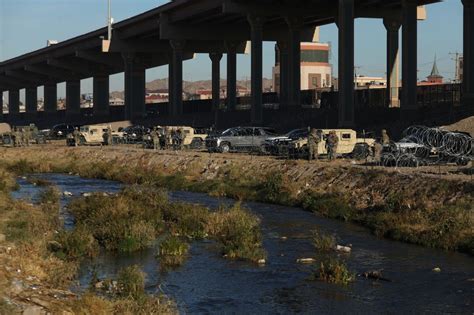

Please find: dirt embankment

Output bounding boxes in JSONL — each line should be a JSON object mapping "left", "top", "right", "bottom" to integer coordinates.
{"left": 443, "top": 116, "right": 474, "bottom": 136}
{"left": 0, "top": 145, "right": 472, "bottom": 212}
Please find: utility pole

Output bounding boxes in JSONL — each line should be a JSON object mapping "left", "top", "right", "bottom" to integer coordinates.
{"left": 354, "top": 66, "right": 361, "bottom": 88}
{"left": 107, "top": 0, "right": 112, "bottom": 40}
{"left": 449, "top": 52, "right": 460, "bottom": 83}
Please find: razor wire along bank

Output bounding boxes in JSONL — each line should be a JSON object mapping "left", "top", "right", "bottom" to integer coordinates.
{"left": 382, "top": 126, "right": 474, "bottom": 168}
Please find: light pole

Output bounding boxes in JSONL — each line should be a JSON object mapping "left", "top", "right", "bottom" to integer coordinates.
{"left": 107, "top": 0, "right": 112, "bottom": 40}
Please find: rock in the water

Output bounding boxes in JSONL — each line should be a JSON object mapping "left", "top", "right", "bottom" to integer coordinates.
{"left": 63, "top": 191, "right": 73, "bottom": 197}
{"left": 297, "top": 258, "right": 316, "bottom": 264}
{"left": 362, "top": 270, "right": 391, "bottom": 282}
{"left": 81, "top": 192, "right": 92, "bottom": 197}
{"left": 336, "top": 245, "right": 352, "bottom": 253}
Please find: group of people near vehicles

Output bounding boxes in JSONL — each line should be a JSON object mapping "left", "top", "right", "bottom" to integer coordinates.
{"left": 306, "top": 127, "right": 390, "bottom": 162}
{"left": 8, "top": 126, "right": 35, "bottom": 147}
{"left": 150, "top": 127, "right": 186, "bottom": 151}
{"left": 307, "top": 128, "right": 340, "bottom": 161}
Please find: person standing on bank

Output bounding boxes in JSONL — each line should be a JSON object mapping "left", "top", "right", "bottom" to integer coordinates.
{"left": 308, "top": 127, "right": 321, "bottom": 161}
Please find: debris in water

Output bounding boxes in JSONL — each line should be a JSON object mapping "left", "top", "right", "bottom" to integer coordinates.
{"left": 432, "top": 267, "right": 441, "bottom": 273}
{"left": 258, "top": 259, "right": 266, "bottom": 265}
{"left": 296, "top": 258, "right": 316, "bottom": 264}
{"left": 335, "top": 245, "right": 352, "bottom": 253}
{"left": 362, "top": 270, "right": 392, "bottom": 282}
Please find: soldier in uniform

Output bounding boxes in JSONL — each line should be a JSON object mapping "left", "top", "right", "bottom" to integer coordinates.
{"left": 73, "top": 127, "right": 80, "bottom": 147}
{"left": 19, "top": 128, "right": 25, "bottom": 147}
{"left": 307, "top": 127, "right": 321, "bottom": 161}
{"left": 107, "top": 127, "right": 113, "bottom": 146}
{"left": 165, "top": 127, "right": 172, "bottom": 150}
{"left": 326, "top": 130, "right": 339, "bottom": 161}
{"left": 177, "top": 128, "right": 185, "bottom": 150}
{"left": 381, "top": 129, "right": 390, "bottom": 146}
{"left": 373, "top": 140, "right": 383, "bottom": 165}
{"left": 12, "top": 127, "right": 18, "bottom": 147}
{"left": 24, "top": 126, "right": 31, "bottom": 147}
{"left": 151, "top": 127, "right": 160, "bottom": 151}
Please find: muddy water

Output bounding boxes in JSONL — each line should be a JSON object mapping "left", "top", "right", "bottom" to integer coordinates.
{"left": 13, "top": 174, "right": 474, "bottom": 314}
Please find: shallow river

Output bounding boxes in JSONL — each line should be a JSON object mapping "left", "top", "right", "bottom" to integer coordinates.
{"left": 13, "top": 174, "right": 474, "bottom": 314}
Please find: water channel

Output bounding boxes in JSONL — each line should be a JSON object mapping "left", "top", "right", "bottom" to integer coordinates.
{"left": 13, "top": 174, "right": 474, "bottom": 314}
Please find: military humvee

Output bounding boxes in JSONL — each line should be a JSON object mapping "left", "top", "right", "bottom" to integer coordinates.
{"left": 67, "top": 124, "right": 124, "bottom": 146}
{"left": 0, "top": 123, "right": 12, "bottom": 146}
{"left": 145, "top": 126, "right": 208, "bottom": 149}
{"left": 289, "top": 129, "right": 376, "bottom": 159}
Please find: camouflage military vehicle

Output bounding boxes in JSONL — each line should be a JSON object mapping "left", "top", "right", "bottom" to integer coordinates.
{"left": 67, "top": 124, "right": 124, "bottom": 146}
{"left": 144, "top": 126, "right": 208, "bottom": 149}
{"left": 289, "top": 129, "right": 376, "bottom": 159}
{"left": 0, "top": 123, "right": 12, "bottom": 146}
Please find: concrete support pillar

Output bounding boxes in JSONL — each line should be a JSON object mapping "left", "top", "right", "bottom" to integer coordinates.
{"left": 210, "top": 53, "right": 223, "bottom": 111}
{"left": 169, "top": 40, "right": 185, "bottom": 117}
{"left": 247, "top": 14, "right": 264, "bottom": 124}
{"left": 462, "top": 0, "right": 474, "bottom": 102}
{"left": 66, "top": 80, "right": 81, "bottom": 119}
{"left": 44, "top": 83, "right": 57, "bottom": 114}
{"left": 8, "top": 89, "right": 20, "bottom": 116}
{"left": 384, "top": 17, "right": 401, "bottom": 108}
{"left": 93, "top": 75, "right": 110, "bottom": 117}
{"left": 0, "top": 91, "right": 3, "bottom": 118}
{"left": 25, "top": 86, "right": 38, "bottom": 118}
{"left": 402, "top": 0, "right": 418, "bottom": 111}
{"left": 277, "top": 41, "right": 289, "bottom": 107}
{"left": 337, "top": 0, "right": 355, "bottom": 127}
{"left": 286, "top": 18, "right": 302, "bottom": 107}
{"left": 123, "top": 54, "right": 146, "bottom": 120}
{"left": 225, "top": 41, "right": 238, "bottom": 110}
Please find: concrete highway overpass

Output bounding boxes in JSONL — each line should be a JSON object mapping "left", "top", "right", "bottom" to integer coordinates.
{"left": 0, "top": 0, "right": 472, "bottom": 128}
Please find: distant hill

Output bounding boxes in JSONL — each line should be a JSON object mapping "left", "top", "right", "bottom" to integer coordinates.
{"left": 110, "top": 78, "right": 273, "bottom": 99}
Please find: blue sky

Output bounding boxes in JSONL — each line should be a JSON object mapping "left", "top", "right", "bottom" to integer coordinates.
{"left": 0, "top": 0, "right": 464, "bottom": 98}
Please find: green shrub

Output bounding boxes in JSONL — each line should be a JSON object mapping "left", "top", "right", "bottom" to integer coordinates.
{"left": 301, "top": 192, "right": 353, "bottom": 221}
{"left": 117, "top": 265, "right": 146, "bottom": 300}
{"left": 162, "top": 203, "right": 210, "bottom": 239}
{"left": 39, "top": 186, "right": 60, "bottom": 204}
{"left": 312, "top": 228, "right": 336, "bottom": 252}
{"left": 53, "top": 226, "right": 99, "bottom": 260}
{"left": 68, "top": 188, "right": 166, "bottom": 253}
{"left": 209, "top": 204, "right": 266, "bottom": 262}
{"left": 258, "top": 171, "right": 292, "bottom": 205}
{"left": 157, "top": 235, "right": 190, "bottom": 268}
{"left": 6, "top": 159, "right": 37, "bottom": 175}
{"left": 315, "top": 259, "right": 355, "bottom": 285}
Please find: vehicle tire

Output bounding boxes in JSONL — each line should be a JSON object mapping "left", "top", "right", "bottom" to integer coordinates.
{"left": 220, "top": 142, "right": 230, "bottom": 153}
{"left": 352, "top": 143, "right": 370, "bottom": 160}
{"left": 79, "top": 136, "right": 86, "bottom": 146}
{"left": 190, "top": 138, "right": 203, "bottom": 150}
{"left": 456, "top": 156, "right": 470, "bottom": 166}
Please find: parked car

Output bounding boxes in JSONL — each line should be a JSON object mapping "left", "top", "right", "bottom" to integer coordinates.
{"left": 263, "top": 128, "right": 308, "bottom": 155}
{"left": 206, "top": 127, "right": 277, "bottom": 153}
{"left": 50, "top": 124, "right": 76, "bottom": 139}
{"left": 122, "top": 125, "right": 149, "bottom": 143}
